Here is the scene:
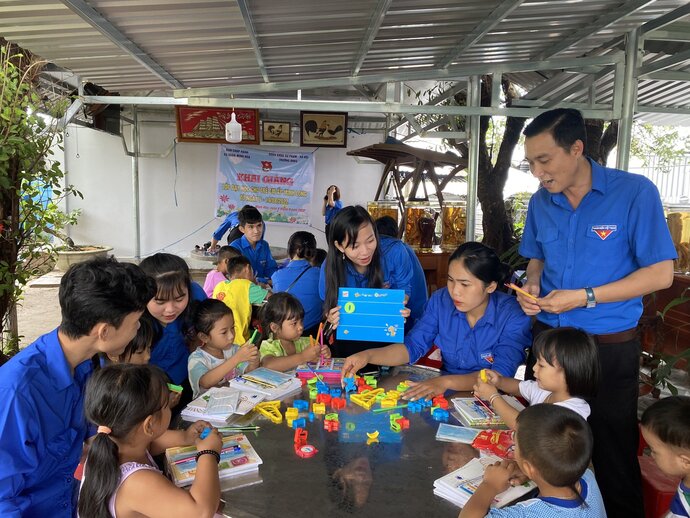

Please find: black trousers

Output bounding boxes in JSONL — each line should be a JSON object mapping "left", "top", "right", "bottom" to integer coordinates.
{"left": 526, "top": 321, "right": 644, "bottom": 518}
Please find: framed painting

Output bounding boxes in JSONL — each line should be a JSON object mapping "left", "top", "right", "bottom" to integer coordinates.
{"left": 176, "top": 106, "right": 259, "bottom": 144}
{"left": 300, "top": 111, "right": 348, "bottom": 147}
{"left": 262, "top": 121, "right": 291, "bottom": 143}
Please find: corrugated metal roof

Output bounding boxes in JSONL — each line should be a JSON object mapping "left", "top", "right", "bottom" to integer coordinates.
{"left": 2, "top": 0, "right": 690, "bottom": 124}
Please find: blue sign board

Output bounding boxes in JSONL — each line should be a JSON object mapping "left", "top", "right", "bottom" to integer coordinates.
{"left": 336, "top": 287, "right": 405, "bottom": 343}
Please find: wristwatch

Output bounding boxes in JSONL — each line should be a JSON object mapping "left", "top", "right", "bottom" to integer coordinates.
{"left": 584, "top": 287, "right": 597, "bottom": 309}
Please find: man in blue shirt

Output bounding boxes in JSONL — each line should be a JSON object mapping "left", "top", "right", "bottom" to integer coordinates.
{"left": 209, "top": 210, "right": 240, "bottom": 251}
{"left": 230, "top": 205, "right": 277, "bottom": 285}
{"left": 518, "top": 108, "right": 676, "bottom": 518}
{"left": 0, "top": 257, "right": 155, "bottom": 518}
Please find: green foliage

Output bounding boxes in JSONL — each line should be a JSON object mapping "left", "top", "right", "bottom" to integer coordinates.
{"left": 630, "top": 123, "right": 690, "bottom": 173}
{"left": 0, "top": 42, "right": 81, "bottom": 356}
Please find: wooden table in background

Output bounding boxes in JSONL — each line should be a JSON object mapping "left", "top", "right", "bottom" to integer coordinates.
{"left": 414, "top": 246, "right": 450, "bottom": 295}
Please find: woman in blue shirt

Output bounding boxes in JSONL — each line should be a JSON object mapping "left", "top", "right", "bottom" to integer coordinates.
{"left": 322, "top": 185, "right": 343, "bottom": 239}
{"left": 341, "top": 242, "right": 532, "bottom": 401}
{"left": 320, "top": 205, "right": 413, "bottom": 356}
{"left": 271, "top": 231, "right": 322, "bottom": 337}
{"left": 139, "top": 253, "right": 206, "bottom": 409}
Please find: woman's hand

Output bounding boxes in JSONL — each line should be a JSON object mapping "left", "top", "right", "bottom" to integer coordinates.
{"left": 402, "top": 377, "right": 448, "bottom": 401}
{"left": 326, "top": 306, "right": 341, "bottom": 329}
{"left": 341, "top": 350, "right": 372, "bottom": 380}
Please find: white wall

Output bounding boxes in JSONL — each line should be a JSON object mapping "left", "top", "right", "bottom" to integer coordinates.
{"left": 62, "top": 119, "right": 384, "bottom": 259}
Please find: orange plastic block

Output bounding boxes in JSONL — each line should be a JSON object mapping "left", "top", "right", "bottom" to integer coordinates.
{"left": 330, "top": 397, "right": 346, "bottom": 410}
{"left": 432, "top": 396, "right": 449, "bottom": 409}
{"left": 324, "top": 420, "right": 340, "bottom": 432}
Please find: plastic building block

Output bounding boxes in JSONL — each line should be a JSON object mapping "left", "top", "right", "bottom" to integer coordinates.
{"left": 324, "top": 412, "right": 339, "bottom": 422}
{"left": 309, "top": 388, "right": 318, "bottom": 400}
{"left": 386, "top": 390, "right": 401, "bottom": 401}
{"left": 255, "top": 400, "right": 283, "bottom": 424}
{"left": 432, "top": 396, "right": 449, "bottom": 409}
{"left": 388, "top": 413, "right": 403, "bottom": 423}
{"left": 330, "top": 397, "right": 346, "bottom": 410}
{"left": 285, "top": 407, "right": 299, "bottom": 420}
{"left": 306, "top": 377, "right": 318, "bottom": 387}
{"left": 390, "top": 421, "right": 401, "bottom": 432}
{"left": 432, "top": 408, "right": 450, "bottom": 422}
{"left": 380, "top": 398, "right": 397, "bottom": 408}
{"left": 366, "top": 431, "right": 380, "bottom": 440}
{"left": 295, "top": 444, "right": 318, "bottom": 458}
{"left": 375, "top": 392, "right": 387, "bottom": 401}
{"left": 293, "top": 399, "right": 309, "bottom": 411}
{"left": 312, "top": 402, "right": 326, "bottom": 415}
{"left": 292, "top": 417, "right": 307, "bottom": 429}
{"left": 308, "top": 412, "right": 315, "bottom": 422}
{"left": 324, "top": 420, "right": 340, "bottom": 432}
{"left": 421, "top": 398, "right": 433, "bottom": 408}
{"left": 407, "top": 401, "right": 422, "bottom": 413}
{"left": 396, "top": 382, "right": 409, "bottom": 392}
{"left": 396, "top": 417, "right": 410, "bottom": 430}
{"left": 330, "top": 388, "right": 342, "bottom": 399}
{"left": 316, "top": 381, "right": 329, "bottom": 393}
{"left": 343, "top": 377, "right": 358, "bottom": 393}
{"left": 316, "top": 393, "right": 332, "bottom": 405}
{"left": 294, "top": 428, "right": 308, "bottom": 446}
{"left": 350, "top": 388, "right": 385, "bottom": 410}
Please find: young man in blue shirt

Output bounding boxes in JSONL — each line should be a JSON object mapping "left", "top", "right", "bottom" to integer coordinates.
{"left": 517, "top": 108, "right": 677, "bottom": 518}
{"left": 230, "top": 205, "right": 278, "bottom": 285}
{"left": 0, "top": 258, "right": 156, "bottom": 517}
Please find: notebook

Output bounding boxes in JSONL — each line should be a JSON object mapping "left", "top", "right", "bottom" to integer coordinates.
{"left": 166, "top": 433, "right": 263, "bottom": 487}
{"left": 295, "top": 357, "right": 345, "bottom": 381}
{"left": 181, "top": 387, "right": 265, "bottom": 425}
{"left": 336, "top": 287, "right": 405, "bottom": 342}
{"left": 433, "top": 454, "right": 537, "bottom": 508}
{"left": 451, "top": 396, "right": 525, "bottom": 428}
{"left": 228, "top": 375, "right": 303, "bottom": 400}
{"left": 435, "top": 423, "right": 481, "bottom": 444}
{"left": 239, "top": 367, "right": 294, "bottom": 388}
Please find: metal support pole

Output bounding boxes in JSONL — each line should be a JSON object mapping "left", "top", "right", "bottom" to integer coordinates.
{"left": 466, "top": 75, "right": 481, "bottom": 242}
{"left": 131, "top": 107, "right": 141, "bottom": 260}
{"left": 617, "top": 28, "right": 640, "bottom": 171}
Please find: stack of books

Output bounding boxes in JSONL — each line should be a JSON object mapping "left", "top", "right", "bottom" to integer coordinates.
{"left": 295, "top": 357, "right": 344, "bottom": 381}
{"left": 166, "top": 433, "right": 263, "bottom": 488}
{"left": 228, "top": 367, "right": 302, "bottom": 399}
{"left": 433, "top": 454, "right": 536, "bottom": 508}
{"left": 451, "top": 396, "right": 524, "bottom": 428}
{"left": 181, "top": 387, "right": 265, "bottom": 426}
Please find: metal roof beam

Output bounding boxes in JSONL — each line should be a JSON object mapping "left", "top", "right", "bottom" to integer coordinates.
{"left": 644, "top": 70, "right": 690, "bottom": 82}
{"left": 82, "top": 95, "right": 614, "bottom": 119}
{"left": 176, "top": 53, "right": 622, "bottom": 97}
{"left": 351, "top": 0, "right": 392, "bottom": 76}
{"left": 236, "top": 0, "right": 269, "bottom": 83}
{"left": 537, "top": 0, "right": 655, "bottom": 60}
{"left": 60, "top": 0, "right": 184, "bottom": 89}
{"left": 643, "top": 27, "right": 690, "bottom": 43}
{"left": 640, "top": 3, "right": 690, "bottom": 35}
{"left": 638, "top": 48, "right": 690, "bottom": 77}
{"left": 436, "top": 0, "right": 525, "bottom": 69}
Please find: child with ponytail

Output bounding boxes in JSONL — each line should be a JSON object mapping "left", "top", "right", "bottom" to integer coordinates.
{"left": 79, "top": 364, "right": 222, "bottom": 518}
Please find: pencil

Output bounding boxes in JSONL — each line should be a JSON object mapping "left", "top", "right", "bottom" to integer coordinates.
{"left": 504, "top": 283, "right": 538, "bottom": 301}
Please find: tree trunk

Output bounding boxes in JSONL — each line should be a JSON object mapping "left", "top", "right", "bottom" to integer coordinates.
{"left": 585, "top": 119, "right": 618, "bottom": 165}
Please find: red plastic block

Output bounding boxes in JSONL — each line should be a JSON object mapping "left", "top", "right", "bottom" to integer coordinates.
{"left": 330, "top": 397, "right": 346, "bottom": 410}
{"left": 316, "top": 393, "right": 332, "bottom": 404}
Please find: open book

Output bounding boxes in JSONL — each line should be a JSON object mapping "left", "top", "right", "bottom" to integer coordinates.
{"left": 228, "top": 371, "right": 302, "bottom": 399}
{"left": 433, "top": 454, "right": 537, "bottom": 508}
{"left": 181, "top": 387, "right": 265, "bottom": 426}
{"left": 451, "top": 396, "right": 525, "bottom": 428}
{"left": 166, "top": 433, "right": 263, "bottom": 487}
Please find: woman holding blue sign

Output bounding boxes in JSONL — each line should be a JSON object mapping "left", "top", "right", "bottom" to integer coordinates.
{"left": 320, "top": 205, "right": 424, "bottom": 357}
{"left": 341, "top": 242, "right": 532, "bottom": 400}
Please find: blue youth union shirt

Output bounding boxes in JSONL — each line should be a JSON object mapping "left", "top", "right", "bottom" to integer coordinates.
{"left": 271, "top": 259, "right": 322, "bottom": 330}
{"left": 519, "top": 159, "right": 677, "bottom": 334}
{"left": 0, "top": 328, "right": 92, "bottom": 517}
{"left": 230, "top": 235, "right": 278, "bottom": 284}
{"left": 404, "top": 289, "right": 531, "bottom": 377}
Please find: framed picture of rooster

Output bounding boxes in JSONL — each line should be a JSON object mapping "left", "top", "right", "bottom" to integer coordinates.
{"left": 300, "top": 111, "right": 348, "bottom": 148}
{"left": 262, "top": 121, "right": 292, "bottom": 143}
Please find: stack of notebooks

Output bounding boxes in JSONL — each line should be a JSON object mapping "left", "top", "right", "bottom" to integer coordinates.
{"left": 295, "top": 357, "right": 344, "bottom": 381}
{"left": 433, "top": 454, "right": 537, "bottom": 508}
{"left": 451, "top": 396, "right": 524, "bottom": 428}
{"left": 181, "top": 387, "right": 265, "bottom": 426}
{"left": 166, "top": 433, "right": 263, "bottom": 488}
{"left": 228, "top": 367, "right": 302, "bottom": 399}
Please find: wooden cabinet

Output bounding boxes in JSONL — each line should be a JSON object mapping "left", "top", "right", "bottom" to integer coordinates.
{"left": 414, "top": 247, "right": 450, "bottom": 295}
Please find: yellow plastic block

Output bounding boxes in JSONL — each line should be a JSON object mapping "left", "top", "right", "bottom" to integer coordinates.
{"left": 312, "top": 403, "right": 326, "bottom": 415}
{"left": 350, "top": 388, "right": 385, "bottom": 410}
{"left": 386, "top": 390, "right": 401, "bottom": 401}
{"left": 380, "top": 398, "right": 397, "bottom": 408}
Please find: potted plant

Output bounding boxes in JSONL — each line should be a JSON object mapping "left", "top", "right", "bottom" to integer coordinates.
{"left": 46, "top": 208, "right": 113, "bottom": 271}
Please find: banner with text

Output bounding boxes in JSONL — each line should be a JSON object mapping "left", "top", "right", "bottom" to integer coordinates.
{"left": 216, "top": 145, "right": 315, "bottom": 224}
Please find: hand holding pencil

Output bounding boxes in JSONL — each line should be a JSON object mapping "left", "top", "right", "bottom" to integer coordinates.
{"left": 506, "top": 282, "right": 541, "bottom": 316}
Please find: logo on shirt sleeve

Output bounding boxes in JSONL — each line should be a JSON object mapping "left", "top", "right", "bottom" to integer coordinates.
{"left": 480, "top": 352, "right": 494, "bottom": 364}
{"left": 591, "top": 224, "right": 617, "bottom": 240}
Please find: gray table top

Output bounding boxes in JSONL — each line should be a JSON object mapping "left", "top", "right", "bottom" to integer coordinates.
{"left": 212, "top": 365, "right": 474, "bottom": 518}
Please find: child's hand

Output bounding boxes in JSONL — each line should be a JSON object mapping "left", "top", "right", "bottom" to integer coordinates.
{"left": 301, "top": 343, "right": 321, "bottom": 363}
{"left": 326, "top": 307, "right": 341, "bottom": 329}
{"left": 196, "top": 426, "right": 223, "bottom": 454}
{"left": 481, "top": 369, "right": 501, "bottom": 387}
{"left": 185, "top": 421, "right": 211, "bottom": 445}
{"left": 473, "top": 380, "right": 499, "bottom": 401}
{"left": 482, "top": 460, "right": 517, "bottom": 494}
{"left": 320, "top": 344, "right": 332, "bottom": 359}
{"left": 236, "top": 343, "right": 259, "bottom": 364}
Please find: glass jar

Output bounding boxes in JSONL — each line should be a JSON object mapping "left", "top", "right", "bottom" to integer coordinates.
{"left": 441, "top": 201, "right": 467, "bottom": 251}
{"left": 405, "top": 202, "right": 435, "bottom": 249}
{"left": 667, "top": 212, "right": 690, "bottom": 272}
{"left": 367, "top": 200, "right": 399, "bottom": 225}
